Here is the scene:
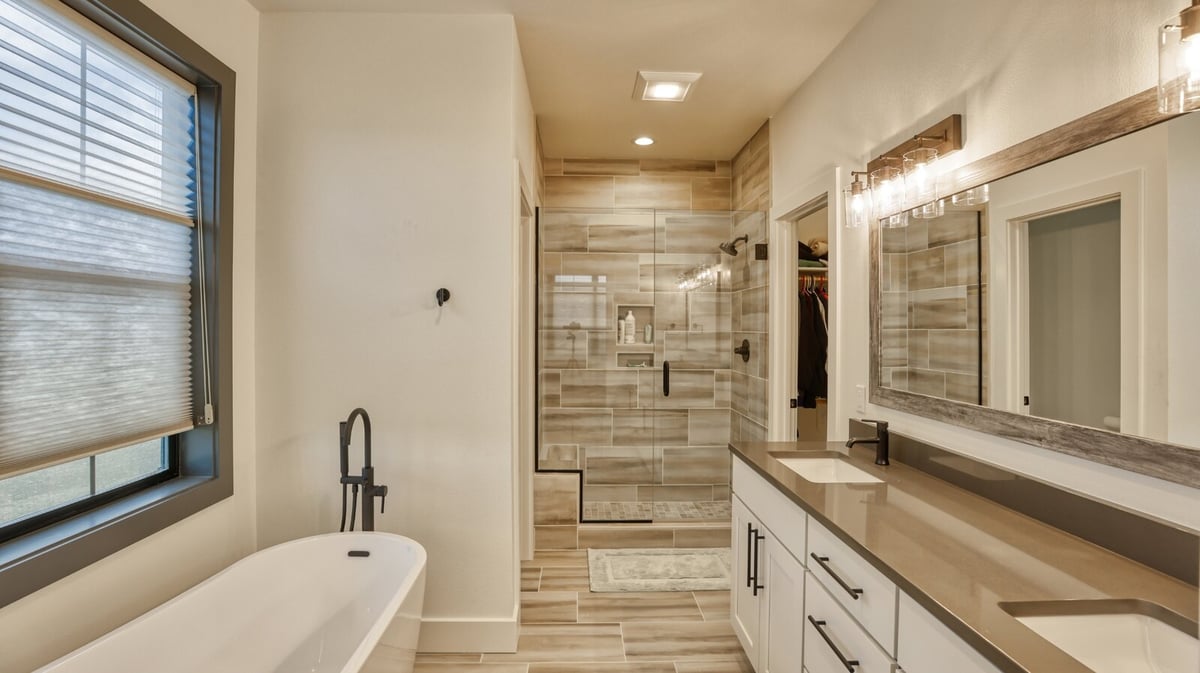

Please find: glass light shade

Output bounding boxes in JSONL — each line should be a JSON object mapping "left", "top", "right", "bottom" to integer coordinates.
{"left": 911, "top": 199, "right": 945, "bottom": 220}
{"left": 881, "top": 210, "right": 909, "bottom": 229}
{"left": 843, "top": 179, "right": 872, "bottom": 229}
{"left": 1159, "top": 3, "right": 1200, "bottom": 114}
{"left": 952, "top": 184, "right": 990, "bottom": 206}
{"left": 870, "top": 165, "right": 904, "bottom": 218}
{"left": 903, "top": 147, "right": 939, "bottom": 206}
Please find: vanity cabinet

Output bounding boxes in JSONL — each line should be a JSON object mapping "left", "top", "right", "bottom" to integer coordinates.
{"left": 732, "top": 455, "right": 1007, "bottom": 673}
{"left": 895, "top": 593, "right": 1003, "bottom": 673}
{"left": 732, "top": 460, "right": 809, "bottom": 673}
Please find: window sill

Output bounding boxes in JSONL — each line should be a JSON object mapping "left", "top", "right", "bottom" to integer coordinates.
{"left": 0, "top": 474, "right": 229, "bottom": 607}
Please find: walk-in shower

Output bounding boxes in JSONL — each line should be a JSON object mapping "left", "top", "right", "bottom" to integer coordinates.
{"left": 536, "top": 207, "right": 767, "bottom": 524}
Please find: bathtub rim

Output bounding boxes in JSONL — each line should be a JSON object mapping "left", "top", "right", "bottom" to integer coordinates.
{"left": 33, "top": 531, "right": 428, "bottom": 673}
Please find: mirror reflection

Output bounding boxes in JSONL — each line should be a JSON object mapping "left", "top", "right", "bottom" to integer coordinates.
{"left": 877, "top": 111, "right": 1200, "bottom": 445}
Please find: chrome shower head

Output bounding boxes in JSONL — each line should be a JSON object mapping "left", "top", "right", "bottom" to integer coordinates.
{"left": 719, "top": 235, "right": 749, "bottom": 256}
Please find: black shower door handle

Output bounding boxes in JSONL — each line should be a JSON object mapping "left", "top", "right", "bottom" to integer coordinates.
{"left": 663, "top": 360, "right": 670, "bottom": 397}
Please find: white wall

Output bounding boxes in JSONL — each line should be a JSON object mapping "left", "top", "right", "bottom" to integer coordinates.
{"left": 770, "top": 0, "right": 1200, "bottom": 531}
{"left": 0, "top": 0, "right": 260, "bottom": 670}
{"left": 256, "top": 13, "right": 534, "bottom": 652}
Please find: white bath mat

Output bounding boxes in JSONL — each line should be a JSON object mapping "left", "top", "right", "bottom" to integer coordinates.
{"left": 587, "top": 547, "right": 732, "bottom": 592}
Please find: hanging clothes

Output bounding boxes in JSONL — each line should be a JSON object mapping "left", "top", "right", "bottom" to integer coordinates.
{"left": 796, "top": 276, "right": 829, "bottom": 409}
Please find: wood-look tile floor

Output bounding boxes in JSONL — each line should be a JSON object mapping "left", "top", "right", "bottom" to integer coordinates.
{"left": 415, "top": 549, "right": 752, "bottom": 673}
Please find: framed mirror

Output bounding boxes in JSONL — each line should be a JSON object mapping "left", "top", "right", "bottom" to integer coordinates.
{"left": 869, "top": 89, "right": 1200, "bottom": 488}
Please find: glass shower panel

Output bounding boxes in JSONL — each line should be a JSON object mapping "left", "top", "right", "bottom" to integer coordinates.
{"left": 537, "top": 208, "right": 743, "bottom": 524}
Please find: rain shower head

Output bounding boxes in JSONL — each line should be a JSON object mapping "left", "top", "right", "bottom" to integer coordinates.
{"left": 719, "top": 235, "right": 749, "bottom": 256}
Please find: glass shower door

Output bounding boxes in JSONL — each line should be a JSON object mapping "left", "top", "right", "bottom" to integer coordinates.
{"left": 647, "top": 210, "right": 735, "bottom": 523}
{"left": 537, "top": 207, "right": 737, "bottom": 523}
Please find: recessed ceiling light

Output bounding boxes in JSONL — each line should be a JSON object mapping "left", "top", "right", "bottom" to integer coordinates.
{"left": 633, "top": 136, "right": 655, "bottom": 146}
{"left": 633, "top": 71, "right": 702, "bottom": 102}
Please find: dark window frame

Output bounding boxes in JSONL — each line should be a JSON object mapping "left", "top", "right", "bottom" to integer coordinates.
{"left": 0, "top": 0, "right": 235, "bottom": 608}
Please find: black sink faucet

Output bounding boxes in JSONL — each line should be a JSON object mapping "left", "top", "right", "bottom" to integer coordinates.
{"left": 846, "top": 419, "right": 890, "bottom": 466}
{"left": 339, "top": 407, "right": 389, "bottom": 532}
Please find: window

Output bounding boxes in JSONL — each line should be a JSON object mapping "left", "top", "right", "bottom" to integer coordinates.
{"left": 0, "top": 0, "right": 235, "bottom": 607}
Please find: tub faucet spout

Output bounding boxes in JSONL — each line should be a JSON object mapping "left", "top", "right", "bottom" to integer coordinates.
{"left": 339, "top": 408, "right": 388, "bottom": 532}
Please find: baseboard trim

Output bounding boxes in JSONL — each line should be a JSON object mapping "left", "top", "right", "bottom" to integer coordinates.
{"left": 417, "top": 606, "right": 519, "bottom": 653}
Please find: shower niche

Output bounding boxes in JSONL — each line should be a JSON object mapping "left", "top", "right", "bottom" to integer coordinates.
{"left": 538, "top": 207, "right": 766, "bottom": 524}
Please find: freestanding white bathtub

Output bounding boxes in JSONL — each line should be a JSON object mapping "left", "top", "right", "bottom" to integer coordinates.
{"left": 35, "top": 532, "right": 426, "bottom": 673}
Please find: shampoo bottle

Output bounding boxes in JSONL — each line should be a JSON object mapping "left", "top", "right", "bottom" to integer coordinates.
{"left": 624, "top": 310, "right": 636, "bottom": 344}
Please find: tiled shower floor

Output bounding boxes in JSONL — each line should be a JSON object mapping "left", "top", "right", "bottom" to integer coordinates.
{"left": 582, "top": 500, "right": 732, "bottom": 522}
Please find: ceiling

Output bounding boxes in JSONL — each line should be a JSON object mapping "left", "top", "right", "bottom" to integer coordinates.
{"left": 246, "top": 0, "right": 877, "bottom": 160}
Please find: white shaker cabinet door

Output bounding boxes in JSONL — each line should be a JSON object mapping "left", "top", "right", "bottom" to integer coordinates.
{"left": 762, "top": 529, "right": 807, "bottom": 673}
{"left": 733, "top": 494, "right": 764, "bottom": 668}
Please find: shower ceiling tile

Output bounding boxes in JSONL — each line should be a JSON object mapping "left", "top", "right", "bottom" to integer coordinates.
{"left": 545, "top": 176, "right": 616, "bottom": 209}
{"left": 614, "top": 177, "right": 691, "bottom": 209}
{"left": 640, "top": 159, "right": 719, "bottom": 177}
{"left": 690, "top": 178, "right": 732, "bottom": 211}
{"left": 563, "top": 158, "right": 641, "bottom": 176}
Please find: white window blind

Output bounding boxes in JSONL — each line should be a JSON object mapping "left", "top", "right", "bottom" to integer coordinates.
{"left": 0, "top": 0, "right": 198, "bottom": 478}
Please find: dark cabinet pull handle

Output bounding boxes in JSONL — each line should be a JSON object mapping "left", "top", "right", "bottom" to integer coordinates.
{"left": 751, "top": 528, "right": 765, "bottom": 596}
{"left": 745, "top": 523, "right": 754, "bottom": 588}
{"left": 808, "top": 616, "right": 860, "bottom": 672}
{"left": 663, "top": 360, "right": 670, "bottom": 397}
{"left": 810, "top": 553, "right": 864, "bottom": 600}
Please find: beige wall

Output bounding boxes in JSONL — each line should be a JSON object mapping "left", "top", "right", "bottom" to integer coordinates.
{"left": 0, "top": 0, "right": 261, "bottom": 670}
{"left": 770, "top": 0, "right": 1200, "bottom": 529}
{"left": 256, "top": 13, "right": 535, "bottom": 652}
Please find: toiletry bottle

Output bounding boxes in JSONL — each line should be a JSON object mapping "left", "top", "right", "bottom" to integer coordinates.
{"left": 644, "top": 324, "right": 652, "bottom": 344}
{"left": 624, "top": 310, "right": 636, "bottom": 344}
{"left": 617, "top": 315, "right": 625, "bottom": 344}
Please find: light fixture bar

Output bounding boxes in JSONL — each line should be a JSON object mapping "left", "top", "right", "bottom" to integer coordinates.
{"left": 866, "top": 115, "right": 963, "bottom": 174}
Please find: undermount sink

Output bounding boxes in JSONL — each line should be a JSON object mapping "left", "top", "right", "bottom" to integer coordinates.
{"left": 1001, "top": 600, "right": 1198, "bottom": 673}
{"left": 775, "top": 457, "right": 882, "bottom": 484}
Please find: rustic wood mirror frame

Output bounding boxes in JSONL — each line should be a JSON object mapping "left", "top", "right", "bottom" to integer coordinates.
{"left": 868, "top": 88, "right": 1200, "bottom": 488}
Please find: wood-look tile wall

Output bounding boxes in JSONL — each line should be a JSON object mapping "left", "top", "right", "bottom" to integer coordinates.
{"left": 879, "top": 209, "right": 989, "bottom": 404}
{"left": 542, "top": 159, "right": 731, "bottom": 210}
{"left": 729, "top": 121, "right": 771, "bottom": 443}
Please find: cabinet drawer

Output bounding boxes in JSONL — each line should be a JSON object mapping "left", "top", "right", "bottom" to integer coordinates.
{"left": 804, "top": 572, "right": 893, "bottom": 673}
{"left": 807, "top": 519, "right": 897, "bottom": 654}
{"left": 733, "top": 457, "right": 807, "bottom": 562}
{"left": 896, "top": 593, "right": 1002, "bottom": 673}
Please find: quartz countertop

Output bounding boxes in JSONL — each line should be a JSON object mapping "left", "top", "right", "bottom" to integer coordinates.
{"left": 729, "top": 440, "right": 1198, "bottom": 673}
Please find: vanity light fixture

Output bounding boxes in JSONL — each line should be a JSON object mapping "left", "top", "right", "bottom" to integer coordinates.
{"left": 632, "top": 136, "right": 655, "bottom": 146}
{"left": 869, "top": 162, "right": 905, "bottom": 224}
{"left": 843, "top": 115, "right": 964, "bottom": 228}
{"left": 634, "top": 71, "right": 703, "bottom": 102}
{"left": 843, "top": 171, "right": 872, "bottom": 228}
{"left": 1159, "top": 0, "right": 1200, "bottom": 113}
{"left": 903, "top": 145, "right": 940, "bottom": 209}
